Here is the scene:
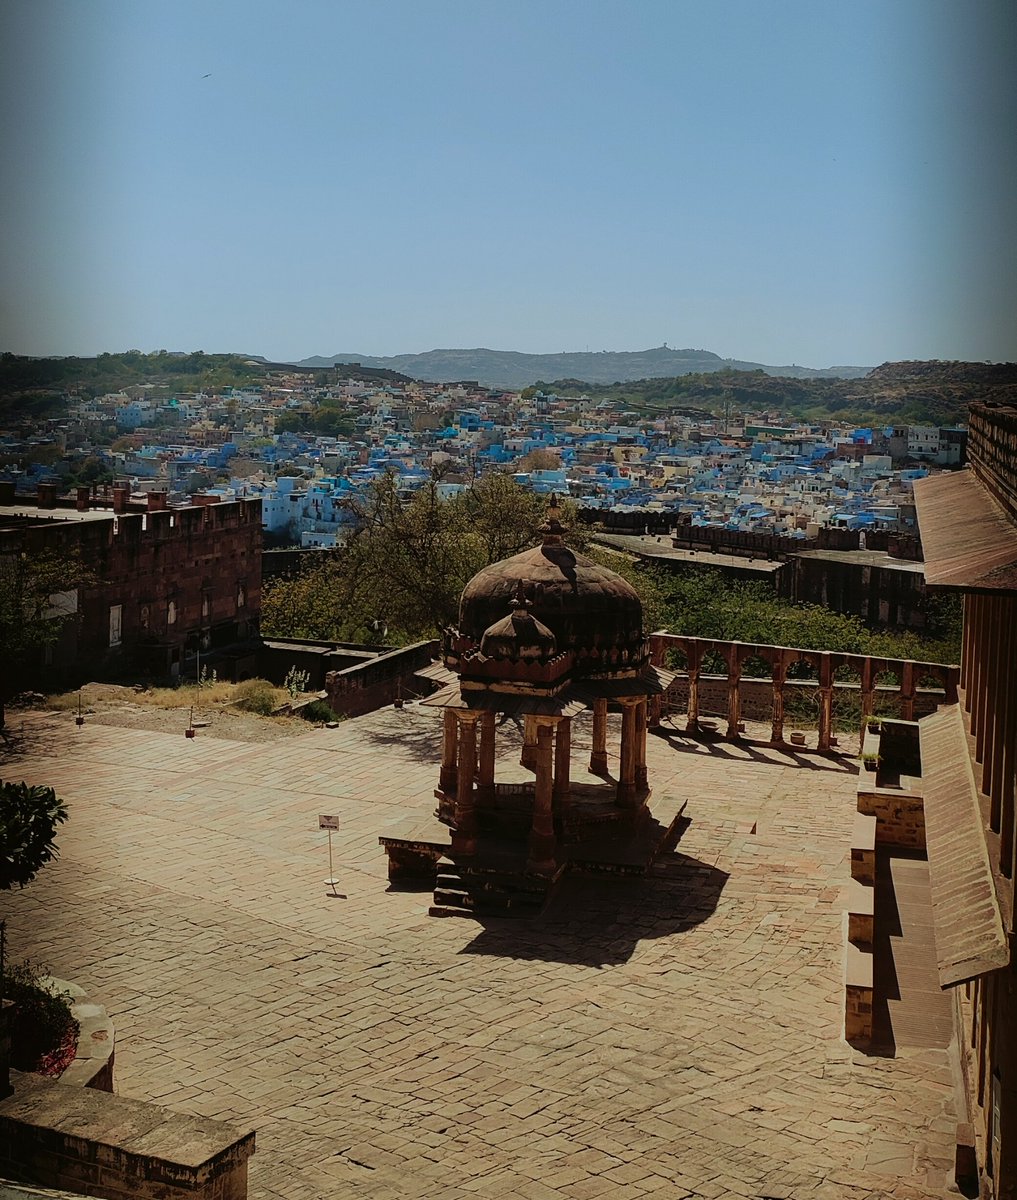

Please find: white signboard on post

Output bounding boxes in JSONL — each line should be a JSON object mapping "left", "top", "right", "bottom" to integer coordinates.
{"left": 318, "top": 814, "right": 341, "bottom": 831}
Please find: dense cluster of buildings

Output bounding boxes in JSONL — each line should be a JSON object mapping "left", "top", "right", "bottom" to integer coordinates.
{"left": 3, "top": 368, "right": 966, "bottom": 551}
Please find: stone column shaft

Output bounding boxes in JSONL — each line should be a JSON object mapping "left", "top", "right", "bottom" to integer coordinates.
{"left": 527, "top": 723, "right": 556, "bottom": 875}
{"left": 454, "top": 714, "right": 478, "bottom": 854}
{"left": 478, "top": 710, "right": 496, "bottom": 800}
{"left": 521, "top": 714, "right": 539, "bottom": 771}
{"left": 590, "top": 697, "right": 609, "bottom": 775}
{"left": 439, "top": 708, "right": 458, "bottom": 794}
{"left": 635, "top": 699, "right": 648, "bottom": 789}
{"left": 617, "top": 702, "right": 638, "bottom": 807}
{"left": 553, "top": 717, "right": 571, "bottom": 798}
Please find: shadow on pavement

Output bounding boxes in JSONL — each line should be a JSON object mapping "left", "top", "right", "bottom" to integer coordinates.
{"left": 459, "top": 851, "right": 728, "bottom": 968}
{"left": 651, "top": 727, "right": 858, "bottom": 774}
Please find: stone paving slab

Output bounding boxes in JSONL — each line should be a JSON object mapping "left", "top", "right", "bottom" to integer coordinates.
{"left": 0, "top": 706, "right": 960, "bottom": 1199}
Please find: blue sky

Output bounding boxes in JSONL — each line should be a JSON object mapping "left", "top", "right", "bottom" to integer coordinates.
{"left": 1, "top": 0, "right": 1014, "bottom": 367}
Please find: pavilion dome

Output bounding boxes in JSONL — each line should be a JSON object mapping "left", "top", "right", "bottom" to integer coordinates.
{"left": 456, "top": 499, "right": 647, "bottom": 674}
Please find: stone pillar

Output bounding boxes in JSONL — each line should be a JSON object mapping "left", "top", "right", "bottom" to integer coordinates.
{"left": 770, "top": 656, "right": 788, "bottom": 744}
{"left": 521, "top": 714, "right": 539, "bottom": 771}
{"left": 900, "top": 659, "right": 916, "bottom": 723}
{"left": 960, "top": 593, "right": 973, "bottom": 694}
{"left": 635, "top": 699, "right": 648, "bottom": 790}
{"left": 859, "top": 657, "right": 875, "bottom": 749}
{"left": 617, "top": 701, "right": 638, "bottom": 807}
{"left": 439, "top": 708, "right": 458, "bottom": 794}
{"left": 817, "top": 652, "right": 834, "bottom": 751}
{"left": 726, "top": 644, "right": 742, "bottom": 740}
{"left": 454, "top": 714, "right": 478, "bottom": 855}
{"left": 979, "top": 595, "right": 1000, "bottom": 791}
{"left": 553, "top": 717, "right": 571, "bottom": 798}
{"left": 590, "top": 697, "right": 609, "bottom": 775}
{"left": 478, "top": 710, "right": 496, "bottom": 802}
{"left": 686, "top": 649, "right": 702, "bottom": 734}
{"left": 997, "top": 597, "right": 1017, "bottom": 878}
{"left": 0, "top": 999, "right": 11, "bottom": 1100}
{"left": 527, "top": 723, "right": 556, "bottom": 875}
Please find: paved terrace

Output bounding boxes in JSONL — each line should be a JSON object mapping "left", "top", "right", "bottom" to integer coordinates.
{"left": 1, "top": 707, "right": 961, "bottom": 1200}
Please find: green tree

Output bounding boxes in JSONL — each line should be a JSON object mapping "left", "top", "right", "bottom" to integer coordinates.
{"left": 0, "top": 541, "right": 92, "bottom": 729}
{"left": 0, "top": 781, "right": 68, "bottom": 890}
{"left": 261, "top": 478, "right": 585, "bottom": 644}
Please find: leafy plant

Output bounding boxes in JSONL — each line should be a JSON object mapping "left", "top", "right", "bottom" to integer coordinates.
{"left": 232, "top": 679, "right": 284, "bottom": 716}
{"left": 4, "top": 960, "right": 79, "bottom": 1072}
{"left": 301, "top": 699, "right": 341, "bottom": 723}
{"left": 284, "top": 666, "right": 311, "bottom": 698}
{"left": 0, "top": 781, "right": 69, "bottom": 890}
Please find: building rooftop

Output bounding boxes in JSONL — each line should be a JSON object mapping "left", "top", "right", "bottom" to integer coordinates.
{"left": 0, "top": 705, "right": 959, "bottom": 1199}
{"left": 0, "top": 503, "right": 118, "bottom": 528}
{"left": 792, "top": 548, "right": 926, "bottom": 574}
{"left": 592, "top": 533, "right": 787, "bottom": 574}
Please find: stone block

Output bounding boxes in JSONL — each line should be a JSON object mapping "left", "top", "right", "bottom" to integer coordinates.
{"left": 0, "top": 1072, "right": 255, "bottom": 1199}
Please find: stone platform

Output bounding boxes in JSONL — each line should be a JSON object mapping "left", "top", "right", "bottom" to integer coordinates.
{"left": 0, "top": 705, "right": 962, "bottom": 1200}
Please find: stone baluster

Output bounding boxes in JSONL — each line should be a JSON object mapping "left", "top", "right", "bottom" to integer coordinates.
{"left": 817, "top": 652, "right": 834, "bottom": 750}
{"left": 686, "top": 645, "right": 702, "bottom": 734}
{"left": 770, "top": 655, "right": 788, "bottom": 744}
{"left": 900, "top": 660, "right": 916, "bottom": 723}
{"left": 726, "top": 643, "right": 742, "bottom": 739}
{"left": 859, "top": 657, "right": 875, "bottom": 749}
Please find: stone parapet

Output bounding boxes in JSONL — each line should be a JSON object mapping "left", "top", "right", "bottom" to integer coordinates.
{"left": 0, "top": 1073, "right": 254, "bottom": 1200}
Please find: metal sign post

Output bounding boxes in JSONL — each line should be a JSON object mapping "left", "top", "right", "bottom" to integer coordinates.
{"left": 318, "top": 815, "right": 342, "bottom": 897}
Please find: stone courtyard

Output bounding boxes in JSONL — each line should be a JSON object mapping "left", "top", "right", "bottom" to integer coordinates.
{"left": 0, "top": 705, "right": 961, "bottom": 1200}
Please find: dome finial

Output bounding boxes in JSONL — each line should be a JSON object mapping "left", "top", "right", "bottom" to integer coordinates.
{"left": 510, "top": 578, "right": 531, "bottom": 613}
{"left": 540, "top": 493, "right": 565, "bottom": 546}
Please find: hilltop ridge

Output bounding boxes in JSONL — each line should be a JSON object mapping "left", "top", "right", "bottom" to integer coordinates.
{"left": 295, "top": 345, "right": 870, "bottom": 389}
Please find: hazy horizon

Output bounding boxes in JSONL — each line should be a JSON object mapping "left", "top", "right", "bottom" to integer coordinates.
{"left": 2, "top": 1, "right": 1015, "bottom": 368}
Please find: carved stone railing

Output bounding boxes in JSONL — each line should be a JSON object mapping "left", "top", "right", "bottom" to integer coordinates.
{"left": 647, "top": 632, "right": 959, "bottom": 751}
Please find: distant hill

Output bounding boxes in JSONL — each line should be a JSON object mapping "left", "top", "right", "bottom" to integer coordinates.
{"left": 295, "top": 346, "right": 870, "bottom": 389}
{"left": 559, "top": 361, "right": 1017, "bottom": 427}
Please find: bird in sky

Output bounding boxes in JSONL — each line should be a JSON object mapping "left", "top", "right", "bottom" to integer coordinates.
{"left": 202, "top": 73, "right": 211, "bottom": 78}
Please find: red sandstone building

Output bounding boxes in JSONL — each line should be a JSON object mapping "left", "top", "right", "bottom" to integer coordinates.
{"left": 914, "top": 400, "right": 1017, "bottom": 1198}
{"left": 0, "top": 482, "right": 262, "bottom": 688}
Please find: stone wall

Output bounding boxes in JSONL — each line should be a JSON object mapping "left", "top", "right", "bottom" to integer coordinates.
{"left": 0, "top": 495, "right": 263, "bottom": 686}
{"left": 258, "top": 638, "right": 390, "bottom": 692}
{"left": 855, "top": 785, "right": 926, "bottom": 851}
{"left": 661, "top": 675, "right": 945, "bottom": 725}
{"left": 325, "top": 641, "right": 438, "bottom": 718}
{"left": 0, "top": 1073, "right": 254, "bottom": 1200}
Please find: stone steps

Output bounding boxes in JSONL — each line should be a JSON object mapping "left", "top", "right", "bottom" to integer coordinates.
{"left": 429, "top": 859, "right": 549, "bottom": 918}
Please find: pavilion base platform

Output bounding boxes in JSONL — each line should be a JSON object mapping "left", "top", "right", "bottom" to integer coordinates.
{"left": 380, "top": 791, "right": 688, "bottom": 919}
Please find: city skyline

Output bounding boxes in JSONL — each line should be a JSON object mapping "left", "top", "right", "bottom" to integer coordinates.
{"left": 1, "top": 0, "right": 1015, "bottom": 368}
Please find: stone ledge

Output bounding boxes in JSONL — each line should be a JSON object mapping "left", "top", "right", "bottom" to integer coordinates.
{"left": 850, "top": 812, "right": 877, "bottom": 885}
{"left": 844, "top": 914, "right": 874, "bottom": 1046}
{"left": 845, "top": 877, "right": 874, "bottom": 946}
{"left": 0, "top": 1072, "right": 254, "bottom": 1199}
{"left": 38, "top": 980, "right": 114, "bottom": 1092}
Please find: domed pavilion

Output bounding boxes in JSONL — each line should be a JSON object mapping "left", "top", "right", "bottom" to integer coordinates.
{"left": 379, "top": 497, "right": 684, "bottom": 916}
